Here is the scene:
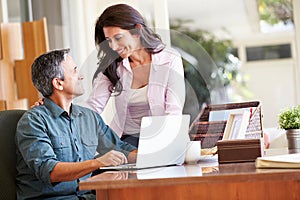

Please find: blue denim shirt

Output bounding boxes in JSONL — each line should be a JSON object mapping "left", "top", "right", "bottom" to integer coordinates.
{"left": 15, "top": 98, "right": 136, "bottom": 200}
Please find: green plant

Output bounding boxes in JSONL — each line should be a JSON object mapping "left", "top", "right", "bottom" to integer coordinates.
{"left": 170, "top": 19, "right": 236, "bottom": 87}
{"left": 170, "top": 19, "right": 252, "bottom": 121}
{"left": 258, "top": 0, "right": 293, "bottom": 25}
{"left": 170, "top": 19, "right": 233, "bottom": 121}
{"left": 278, "top": 105, "right": 300, "bottom": 129}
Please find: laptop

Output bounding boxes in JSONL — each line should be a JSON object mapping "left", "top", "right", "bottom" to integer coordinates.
{"left": 100, "top": 115, "right": 190, "bottom": 170}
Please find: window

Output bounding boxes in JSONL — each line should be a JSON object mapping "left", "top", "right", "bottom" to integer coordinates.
{"left": 246, "top": 44, "right": 291, "bottom": 61}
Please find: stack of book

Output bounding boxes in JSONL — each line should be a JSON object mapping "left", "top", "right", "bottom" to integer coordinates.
{"left": 256, "top": 153, "right": 300, "bottom": 168}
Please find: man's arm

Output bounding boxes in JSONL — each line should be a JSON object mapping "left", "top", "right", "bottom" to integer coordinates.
{"left": 127, "top": 149, "right": 138, "bottom": 163}
{"left": 95, "top": 113, "right": 137, "bottom": 158}
{"left": 50, "top": 150, "right": 127, "bottom": 182}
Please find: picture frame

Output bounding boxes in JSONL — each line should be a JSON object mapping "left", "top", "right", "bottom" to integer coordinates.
{"left": 222, "top": 110, "right": 251, "bottom": 140}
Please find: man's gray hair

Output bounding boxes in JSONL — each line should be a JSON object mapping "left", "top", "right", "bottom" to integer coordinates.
{"left": 31, "top": 48, "right": 70, "bottom": 97}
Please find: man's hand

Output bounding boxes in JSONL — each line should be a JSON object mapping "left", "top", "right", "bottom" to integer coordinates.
{"left": 90, "top": 171, "right": 129, "bottom": 181}
{"left": 96, "top": 150, "right": 128, "bottom": 166}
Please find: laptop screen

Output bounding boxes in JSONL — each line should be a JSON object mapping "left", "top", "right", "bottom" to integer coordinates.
{"left": 136, "top": 115, "right": 190, "bottom": 168}
{"left": 99, "top": 115, "right": 191, "bottom": 171}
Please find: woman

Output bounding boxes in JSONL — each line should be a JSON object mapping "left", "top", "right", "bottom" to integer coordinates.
{"left": 83, "top": 4, "right": 185, "bottom": 147}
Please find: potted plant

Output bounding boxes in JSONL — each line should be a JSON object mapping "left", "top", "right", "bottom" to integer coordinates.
{"left": 278, "top": 105, "right": 300, "bottom": 153}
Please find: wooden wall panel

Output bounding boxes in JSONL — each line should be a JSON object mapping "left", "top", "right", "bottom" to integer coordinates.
{"left": 0, "top": 23, "right": 23, "bottom": 101}
{"left": 0, "top": 100, "right": 6, "bottom": 111}
{"left": 22, "top": 17, "right": 49, "bottom": 60}
{"left": 15, "top": 59, "right": 37, "bottom": 108}
{"left": 6, "top": 98, "right": 28, "bottom": 110}
{"left": 15, "top": 18, "right": 49, "bottom": 106}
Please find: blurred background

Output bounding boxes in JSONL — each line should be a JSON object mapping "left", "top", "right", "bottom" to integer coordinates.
{"left": 0, "top": 0, "right": 298, "bottom": 129}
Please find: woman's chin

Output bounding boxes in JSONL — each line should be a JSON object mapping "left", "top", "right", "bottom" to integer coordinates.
{"left": 120, "top": 53, "right": 129, "bottom": 59}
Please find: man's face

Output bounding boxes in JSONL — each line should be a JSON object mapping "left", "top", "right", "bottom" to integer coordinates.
{"left": 60, "top": 55, "right": 85, "bottom": 98}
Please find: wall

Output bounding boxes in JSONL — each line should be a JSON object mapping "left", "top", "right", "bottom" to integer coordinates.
{"left": 235, "top": 31, "right": 296, "bottom": 128}
{"left": 2, "top": 0, "right": 300, "bottom": 128}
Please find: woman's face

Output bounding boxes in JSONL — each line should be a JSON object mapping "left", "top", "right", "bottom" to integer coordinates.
{"left": 103, "top": 26, "right": 140, "bottom": 58}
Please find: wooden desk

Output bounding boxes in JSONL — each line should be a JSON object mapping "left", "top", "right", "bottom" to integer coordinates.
{"left": 79, "top": 157, "right": 300, "bottom": 200}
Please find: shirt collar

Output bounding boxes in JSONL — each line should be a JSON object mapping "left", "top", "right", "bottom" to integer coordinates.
{"left": 122, "top": 58, "right": 132, "bottom": 72}
{"left": 44, "top": 98, "right": 82, "bottom": 118}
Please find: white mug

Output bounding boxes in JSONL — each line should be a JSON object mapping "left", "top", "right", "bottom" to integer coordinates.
{"left": 185, "top": 141, "right": 201, "bottom": 164}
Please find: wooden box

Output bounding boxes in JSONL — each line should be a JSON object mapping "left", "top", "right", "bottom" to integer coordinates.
{"left": 189, "top": 101, "right": 263, "bottom": 148}
{"left": 217, "top": 138, "right": 264, "bottom": 164}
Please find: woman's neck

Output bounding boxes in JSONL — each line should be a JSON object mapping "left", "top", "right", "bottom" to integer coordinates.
{"left": 128, "top": 49, "right": 151, "bottom": 68}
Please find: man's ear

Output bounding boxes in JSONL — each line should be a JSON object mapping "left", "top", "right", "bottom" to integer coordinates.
{"left": 52, "top": 78, "right": 63, "bottom": 91}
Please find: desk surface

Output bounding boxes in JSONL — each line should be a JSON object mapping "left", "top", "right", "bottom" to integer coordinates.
{"left": 79, "top": 155, "right": 300, "bottom": 191}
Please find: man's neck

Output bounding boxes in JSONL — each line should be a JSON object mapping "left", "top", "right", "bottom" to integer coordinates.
{"left": 49, "top": 95, "right": 72, "bottom": 115}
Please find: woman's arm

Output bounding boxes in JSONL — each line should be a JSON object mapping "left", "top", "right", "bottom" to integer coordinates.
{"left": 165, "top": 50, "right": 186, "bottom": 114}
{"left": 82, "top": 72, "right": 113, "bottom": 114}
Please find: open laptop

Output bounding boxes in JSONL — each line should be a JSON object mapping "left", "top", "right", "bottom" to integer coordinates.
{"left": 100, "top": 115, "right": 190, "bottom": 170}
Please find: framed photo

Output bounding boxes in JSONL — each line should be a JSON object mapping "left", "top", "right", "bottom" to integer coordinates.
{"left": 223, "top": 110, "right": 251, "bottom": 140}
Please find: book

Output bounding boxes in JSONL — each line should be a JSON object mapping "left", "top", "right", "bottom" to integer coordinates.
{"left": 255, "top": 153, "right": 300, "bottom": 169}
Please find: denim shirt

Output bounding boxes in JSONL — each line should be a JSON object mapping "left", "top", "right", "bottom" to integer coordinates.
{"left": 15, "top": 98, "right": 136, "bottom": 200}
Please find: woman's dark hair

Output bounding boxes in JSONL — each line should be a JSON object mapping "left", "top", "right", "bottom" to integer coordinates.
{"left": 94, "top": 3, "right": 165, "bottom": 94}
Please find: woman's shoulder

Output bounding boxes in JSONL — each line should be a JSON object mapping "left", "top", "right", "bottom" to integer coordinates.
{"left": 159, "top": 47, "right": 181, "bottom": 57}
{"left": 152, "top": 47, "right": 182, "bottom": 66}
{"left": 93, "top": 71, "right": 109, "bottom": 82}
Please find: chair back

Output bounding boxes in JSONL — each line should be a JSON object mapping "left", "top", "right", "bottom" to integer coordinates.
{"left": 0, "top": 110, "right": 25, "bottom": 200}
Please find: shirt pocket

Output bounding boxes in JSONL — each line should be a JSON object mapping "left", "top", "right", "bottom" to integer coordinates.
{"left": 51, "top": 136, "right": 72, "bottom": 161}
{"left": 81, "top": 137, "right": 98, "bottom": 159}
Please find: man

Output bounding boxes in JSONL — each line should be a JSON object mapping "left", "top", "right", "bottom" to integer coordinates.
{"left": 15, "top": 48, "right": 137, "bottom": 200}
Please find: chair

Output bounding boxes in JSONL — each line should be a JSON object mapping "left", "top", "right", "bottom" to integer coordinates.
{"left": 0, "top": 110, "right": 26, "bottom": 200}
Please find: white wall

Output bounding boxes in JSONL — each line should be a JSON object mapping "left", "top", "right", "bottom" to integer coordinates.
{"left": 235, "top": 31, "right": 297, "bottom": 128}
{"left": 0, "top": 0, "right": 8, "bottom": 22}
{"left": 244, "top": 59, "right": 296, "bottom": 128}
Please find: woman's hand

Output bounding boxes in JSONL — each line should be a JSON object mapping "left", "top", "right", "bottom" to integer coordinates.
{"left": 263, "top": 132, "right": 270, "bottom": 149}
{"left": 30, "top": 97, "right": 45, "bottom": 108}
